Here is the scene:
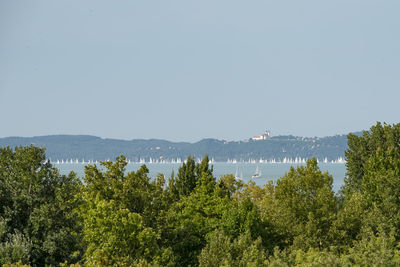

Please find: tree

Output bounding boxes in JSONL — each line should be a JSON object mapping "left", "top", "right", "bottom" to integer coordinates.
{"left": 0, "top": 146, "right": 83, "bottom": 265}
{"left": 170, "top": 155, "right": 215, "bottom": 200}
{"left": 162, "top": 159, "right": 229, "bottom": 266}
{"left": 216, "top": 174, "right": 243, "bottom": 198}
{"left": 341, "top": 122, "right": 400, "bottom": 241}
{"left": 330, "top": 192, "right": 367, "bottom": 249}
{"left": 79, "top": 156, "right": 159, "bottom": 265}
{"left": 344, "top": 122, "right": 400, "bottom": 196}
{"left": 234, "top": 180, "right": 267, "bottom": 206}
{"left": 81, "top": 199, "right": 157, "bottom": 266}
{"left": 341, "top": 228, "right": 400, "bottom": 266}
{"left": 221, "top": 198, "right": 270, "bottom": 247}
{"left": 260, "top": 158, "right": 337, "bottom": 250}
{"left": 175, "top": 156, "right": 197, "bottom": 198}
{"left": 357, "top": 148, "right": 400, "bottom": 237}
{"left": 198, "top": 230, "right": 267, "bottom": 267}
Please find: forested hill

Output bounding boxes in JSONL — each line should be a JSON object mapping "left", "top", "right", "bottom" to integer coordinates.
{"left": 0, "top": 133, "right": 355, "bottom": 162}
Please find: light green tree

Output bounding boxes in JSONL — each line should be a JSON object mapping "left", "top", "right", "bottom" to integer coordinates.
{"left": 82, "top": 198, "right": 157, "bottom": 266}
{"left": 260, "top": 158, "right": 337, "bottom": 250}
{"left": 79, "top": 156, "right": 159, "bottom": 265}
{"left": 198, "top": 230, "right": 267, "bottom": 267}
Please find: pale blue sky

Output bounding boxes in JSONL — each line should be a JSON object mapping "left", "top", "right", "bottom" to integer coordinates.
{"left": 1, "top": 0, "right": 399, "bottom": 142}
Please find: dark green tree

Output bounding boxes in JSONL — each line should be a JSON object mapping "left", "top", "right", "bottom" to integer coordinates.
{"left": 216, "top": 174, "right": 243, "bottom": 198}
{"left": 175, "top": 156, "right": 197, "bottom": 198}
{"left": 169, "top": 155, "right": 214, "bottom": 200}
{"left": 0, "top": 146, "right": 82, "bottom": 266}
{"left": 345, "top": 122, "right": 400, "bottom": 195}
{"left": 339, "top": 122, "right": 400, "bottom": 243}
{"left": 161, "top": 159, "right": 225, "bottom": 266}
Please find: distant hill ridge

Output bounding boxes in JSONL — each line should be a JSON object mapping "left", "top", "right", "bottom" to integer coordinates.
{"left": 0, "top": 133, "right": 358, "bottom": 162}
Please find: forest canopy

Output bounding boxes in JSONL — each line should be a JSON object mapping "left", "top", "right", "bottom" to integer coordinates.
{"left": 1, "top": 122, "right": 400, "bottom": 266}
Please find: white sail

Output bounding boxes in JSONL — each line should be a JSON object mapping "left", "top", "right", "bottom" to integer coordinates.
{"left": 252, "top": 166, "right": 261, "bottom": 178}
{"left": 235, "top": 167, "right": 242, "bottom": 180}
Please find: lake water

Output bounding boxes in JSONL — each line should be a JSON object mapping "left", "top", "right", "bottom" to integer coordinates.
{"left": 56, "top": 162, "right": 347, "bottom": 192}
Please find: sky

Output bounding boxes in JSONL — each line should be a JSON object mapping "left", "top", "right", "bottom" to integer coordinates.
{"left": 1, "top": 0, "right": 399, "bottom": 142}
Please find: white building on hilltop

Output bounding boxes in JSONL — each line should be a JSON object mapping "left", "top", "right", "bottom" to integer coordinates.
{"left": 252, "top": 131, "right": 270, "bottom": 141}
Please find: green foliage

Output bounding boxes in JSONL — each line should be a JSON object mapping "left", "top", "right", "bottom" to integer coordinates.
{"left": 267, "top": 247, "right": 342, "bottom": 267}
{"left": 0, "top": 146, "right": 83, "bottom": 266}
{"left": 81, "top": 199, "right": 157, "bottom": 266}
{"left": 175, "top": 156, "right": 197, "bottom": 198}
{"left": 216, "top": 174, "right": 243, "bottom": 198}
{"left": 220, "top": 198, "right": 275, "bottom": 252}
{"left": 0, "top": 229, "right": 31, "bottom": 266}
{"left": 161, "top": 155, "right": 275, "bottom": 266}
{"left": 341, "top": 122, "right": 400, "bottom": 243}
{"left": 345, "top": 122, "right": 400, "bottom": 195}
{"left": 234, "top": 180, "right": 267, "bottom": 205}
{"left": 342, "top": 228, "right": 400, "bottom": 266}
{"left": 79, "top": 156, "right": 160, "bottom": 265}
{"left": 163, "top": 179, "right": 227, "bottom": 266}
{"left": 2, "top": 122, "right": 400, "bottom": 266}
{"left": 260, "top": 158, "right": 337, "bottom": 250}
{"left": 198, "top": 230, "right": 267, "bottom": 267}
{"left": 330, "top": 192, "right": 367, "bottom": 249}
{"left": 144, "top": 173, "right": 174, "bottom": 229}
{"left": 171, "top": 155, "right": 214, "bottom": 200}
{"left": 268, "top": 229, "right": 400, "bottom": 266}
{"left": 362, "top": 149, "right": 400, "bottom": 218}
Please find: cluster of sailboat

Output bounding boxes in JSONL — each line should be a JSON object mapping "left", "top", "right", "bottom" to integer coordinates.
{"left": 51, "top": 157, "right": 346, "bottom": 165}
{"left": 227, "top": 157, "right": 346, "bottom": 164}
{"left": 51, "top": 158, "right": 187, "bottom": 165}
{"left": 52, "top": 159, "right": 99, "bottom": 165}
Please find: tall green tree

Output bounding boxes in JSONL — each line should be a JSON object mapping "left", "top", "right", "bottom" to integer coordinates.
{"left": 0, "top": 146, "right": 82, "bottom": 266}
{"left": 340, "top": 122, "right": 400, "bottom": 242}
{"left": 170, "top": 155, "right": 214, "bottom": 200}
{"left": 161, "top": 156, "right": 228, "bottom": 266}
{"left": 174, "top": 156, "right": 196, "bottom": 198}
{"left": 260, "top": 158, "right": 337, "bottom": 250}
{"left": 79, "top": 156, "right": 159, "bottom": 265}
{"left": 345, "top": 122, "right": 400, "bottom": 195}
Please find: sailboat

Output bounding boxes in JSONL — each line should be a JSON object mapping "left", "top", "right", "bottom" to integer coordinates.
{"left": 235, "top": 167, "right": 242, "bottom": 180}
{"left": 252, "top": 166, "right": 261, "bottom": 178}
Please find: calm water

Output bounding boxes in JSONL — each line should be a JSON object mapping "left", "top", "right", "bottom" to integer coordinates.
{"left": 56, "top": 162, "right": 347, "bottom": 192}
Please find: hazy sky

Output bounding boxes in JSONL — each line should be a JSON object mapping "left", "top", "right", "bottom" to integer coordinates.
{"left": 1, "top": 0, "right": 399, "bottom": 142}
